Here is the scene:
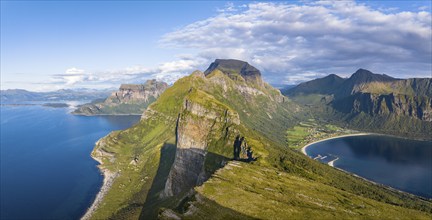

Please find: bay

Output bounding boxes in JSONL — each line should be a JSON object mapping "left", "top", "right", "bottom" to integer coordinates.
{"left": 0, "top": 105, "right": 140, "bottom": 219}
{"left": 305, "top": 135, "right": 432, "bottom": 198}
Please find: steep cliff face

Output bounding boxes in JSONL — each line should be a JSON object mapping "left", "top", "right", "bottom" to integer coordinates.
{"left": 86, "top": 60, "right": 300, "bottom": 219}
{"left": 73, "top": 79, "right": 168, "bottom": 115}
{"left": 332, "top": 93, "right": 432, "bottom": 122}
{"left": 163, "top": 91, "right": 241, "bottom": 197}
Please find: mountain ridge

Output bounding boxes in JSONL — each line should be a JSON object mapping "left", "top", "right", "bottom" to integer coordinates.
{"left": 85, "top": 60, "right": 432, "bottom": 220}
{"left": 283, "top": 68, "right": 432, "bottom": 138}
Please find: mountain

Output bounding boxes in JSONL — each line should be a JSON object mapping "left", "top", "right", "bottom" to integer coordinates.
{"left": 204, "top": 59, "right": 265, "bottom": 88}
{"left": 285, "top": 69, "right": 397, "bottom": 98}
{"left": 73, "top": 80, "right": 168, "bottom": 115}
{"left": 0, "top": 88, "right": 112, "bottom": 103}
{"left": 336, "top": 69, "right": 397, "bottom": 98}
{"left": 85, "top": 60, "right": 431, "bottom": 220}
{"left": 284, "top": 69, "right": 432, "bottom": 138}
{"left": 285, "top": 74, "right": 345, "bottom": 96}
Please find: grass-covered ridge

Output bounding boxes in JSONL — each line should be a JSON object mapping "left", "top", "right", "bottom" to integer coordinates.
{"left": 190, "top": 161, "right": 430, "bottom": 219}
{"left": 87, "top": 62, "right": 432, "bottom": 219}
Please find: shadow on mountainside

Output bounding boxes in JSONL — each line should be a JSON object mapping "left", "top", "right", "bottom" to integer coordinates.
{"left": 138, "top": 146, "right": 232, "bottom": 219}
{"left": 139, "top": 143, "right": 176, "bottom": 219}
{"left": 164, "top": 192, "right": 259, "bottom": 220}
{"left": 109, "top": 142, "right": 177, "bottom": 219}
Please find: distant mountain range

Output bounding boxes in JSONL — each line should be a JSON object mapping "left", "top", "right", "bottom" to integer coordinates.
{"left": 0, "top": 88, "right": 114, "bottom": 103}
{"left": 73, "top": 80, "right": 168, "bottom": 115}
{"left": 285, "top": 69, "right": 431, "bottom": 98}
{"left": 283, "top": 68, "right": 432, "bottom": 137}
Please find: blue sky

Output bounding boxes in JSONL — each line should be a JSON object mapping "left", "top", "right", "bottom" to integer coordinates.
{"left": 1, "top": 0, "right": 431, "bottom": 91}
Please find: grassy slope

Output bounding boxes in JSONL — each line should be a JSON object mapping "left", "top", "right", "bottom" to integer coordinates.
{"left": 90, "top": 72, "right": 432, "bottom": 219}
{"left": 192, "top": 162, "right": 430, "bottom": 219}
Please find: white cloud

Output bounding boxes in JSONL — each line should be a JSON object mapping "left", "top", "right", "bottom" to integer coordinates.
{"left": 161, "top": 1, "right": 432, "bottom": 84}
{"left": 55, "top": 67, "right": 92, "bottom": 85}
{"left": 47, "top": 57, "right": 207, "bottom": 89}
{"left": 65, "top": 67, "right": 85, "bottom": 75}
{"left": 217, "top": 2, "right": 237, "bottom": 13}
{"left": 41, "top": 1, "right": 432, "bottom": 89}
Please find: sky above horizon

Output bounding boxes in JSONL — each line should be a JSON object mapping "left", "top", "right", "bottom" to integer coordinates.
{"left": 1, "top": 0, "right": 431, "bottom": 91}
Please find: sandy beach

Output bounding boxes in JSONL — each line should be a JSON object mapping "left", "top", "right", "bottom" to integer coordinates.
{"left": 81, "top": 158, "right": 118, "bottom": 220}
{"left": 301, "top": 133, "right": 372, "bottom": 156}
{"left": 327, "top": 157, "right": 339, "bottom": 167}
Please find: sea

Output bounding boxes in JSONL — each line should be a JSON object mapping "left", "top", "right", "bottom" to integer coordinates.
{"left": 0, "top": 103, "right": 140, "bottom": 219}
{"left": 305, "top": 135, "right": 432, "bottom": 198}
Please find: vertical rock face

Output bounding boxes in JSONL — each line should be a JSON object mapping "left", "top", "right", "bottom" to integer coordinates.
{"left": 332, "top": 93, "right": 432, "bottom": 121}
{"left": 163, "top": 93, "right": 240, "bottom": 197}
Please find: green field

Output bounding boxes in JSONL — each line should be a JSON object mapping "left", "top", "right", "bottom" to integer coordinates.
{"left": 286, "top": 119, "right": 354, "bottom": 150}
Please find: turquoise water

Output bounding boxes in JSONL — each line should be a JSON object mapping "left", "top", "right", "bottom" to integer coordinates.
{"left": 305, "top": 135, "right": 432, "bottom": 198}
{"left": 0, "top": 105, "right": 140, "bottom": 219}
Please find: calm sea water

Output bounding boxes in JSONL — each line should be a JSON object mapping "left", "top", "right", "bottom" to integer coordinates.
{"left": 0, "top": 105, "right": 140, "bottom": 219}
{"left": 305, "top": 135, "right": 432, "bottom": 198}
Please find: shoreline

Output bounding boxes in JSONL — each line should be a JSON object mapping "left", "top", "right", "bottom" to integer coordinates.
{"left": 81, "top": 155, "right": 118, "bottom": 220}
{"left": 300, "top": 132, "right": 372, "bottom": 156}
{"left": 300, "top": 132, "right": 429, "bottom": 200}
{"left": 327, "top": 157, "right": 339, "bottom": 167}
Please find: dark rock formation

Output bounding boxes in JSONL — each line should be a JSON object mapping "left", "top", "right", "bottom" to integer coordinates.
{"left": 332, "top": 93, "right": 432, "bottom": 121}
{"left": 204, "top": 59, "right": 264, "bottom": 87}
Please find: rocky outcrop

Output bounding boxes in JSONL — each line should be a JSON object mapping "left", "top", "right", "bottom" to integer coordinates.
{"left": 163, "top": 92, "right": 240, "bottom": 197}
{"left": 204, "top": 59, "right": 264, "bottom": 88}
{"left": 332, "top": 93, "right": 432, "bottom": 121}
{"left": 73, "top": 79, "right": 168, "bottom": 115}
{"left": 105, "top": 80, "right": 168, "bottom": 104}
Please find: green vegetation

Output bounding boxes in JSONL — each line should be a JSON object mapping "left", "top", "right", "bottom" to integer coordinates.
{"left": 184, "top": 162, "right": 430, "bottom": 219}
{"left": 286, "top": 119, "right": 354, "bottom": 150}
{"left": 88, "top": 62, "right": 432, "bottom": 220}
{"left": 284, "top": 69, "right": 432, "bottom": 140}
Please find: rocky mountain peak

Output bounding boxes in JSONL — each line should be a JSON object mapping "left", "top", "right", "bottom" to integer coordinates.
{"left": 204, "top": 59, "right": 264, "bottom": 87}
{"left": 349, "top": 68, "right": 395, "bottom": 84}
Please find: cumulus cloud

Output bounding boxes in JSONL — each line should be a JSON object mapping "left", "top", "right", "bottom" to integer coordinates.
{"left": 52, "top": 67, "right": 94, "bottom": 86}
{"left": 48, "top": 57, "right": 207, "bottom": 89}
{"left": 161, "top": 1, "right": 432, "bottom": 84}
